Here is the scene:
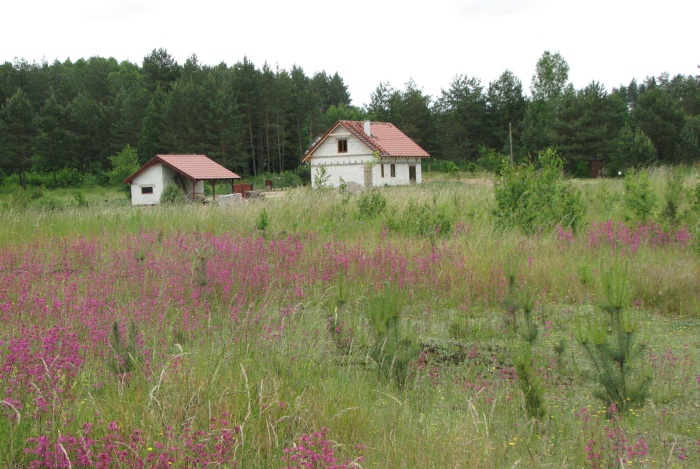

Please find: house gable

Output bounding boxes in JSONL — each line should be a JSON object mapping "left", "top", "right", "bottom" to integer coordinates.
{"left": 302, "top": 121, "right": 429, "bottom": 188}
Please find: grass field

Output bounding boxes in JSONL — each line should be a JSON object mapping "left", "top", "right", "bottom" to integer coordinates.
{"left": 1, "top": 170, "right": 699, "bottom": 468}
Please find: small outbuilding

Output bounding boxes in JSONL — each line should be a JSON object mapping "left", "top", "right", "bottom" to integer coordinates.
{"left": 124, "top": 154, "right": 241, "bottom": 205}
{"left": 302, "top": 120, "right": 430, "bottom": 188}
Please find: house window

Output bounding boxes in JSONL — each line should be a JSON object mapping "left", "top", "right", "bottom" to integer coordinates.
{"left": 390, "top": 164, "right": 396, "bottom": 177}
{"left": 141, "top": 186, "right": 154, "bottom": 195}
{"left": 381, "top": 164, "right": 385, "bottom": 178}
{"left": 337, "top": 139, "right": 348, "bottom": 153}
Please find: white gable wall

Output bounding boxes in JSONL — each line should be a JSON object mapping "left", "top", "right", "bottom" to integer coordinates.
{"left": 130, "top": 164, "right": 164, "bottom": 205}
{"left": 309, "top": 127, "right": 423, "bottom": 188}
{"left": 130, "top": 163, "right": 202, "bottom": 205}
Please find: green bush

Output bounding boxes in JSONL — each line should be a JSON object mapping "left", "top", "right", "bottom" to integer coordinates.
{"left": 443, "top": 161, "right": 460, "bottom": 178}
{"left": 385, "top": 199, "right": 453, "bottom": 237}
{"left": 573, "top": 264, "right": 651, "bottom": 414}
{"left": 108, "top": 145, "right": 141, "bottom": 194}
{"left": 477, "top": 147, "right": 508, "bottom": 174}
{"left": 295, "top": 164, "right": 311, "bottom": 186}
{"left": 357, "top": 191, "right": 387, "bottom": 218}
{"left": 623, "top": 169, "right": 657, "bottom": 222}
{"left": 35, "top": 195, "right": 63, "bottom": 211}
{"left": 493, "top": 148, "right": 585, "bottom": 235}
{"left": 160, "top": 185, "right": 187, "bottom": 205}
{"left": 514, "top": 344, "right": 546, "bottom": 420}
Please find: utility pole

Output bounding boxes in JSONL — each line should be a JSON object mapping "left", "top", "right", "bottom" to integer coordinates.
{"left": 509, "top": 122, "right": 514, "bottom": 164}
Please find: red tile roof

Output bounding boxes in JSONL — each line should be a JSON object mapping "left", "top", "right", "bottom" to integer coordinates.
{"left": 124, "top": 155, "right": 241, "bottom": 183}
{"left": 302, "top": 121, "right": 430, "bottom": 162}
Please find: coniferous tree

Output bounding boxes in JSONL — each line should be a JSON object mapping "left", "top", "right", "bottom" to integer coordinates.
{"left": 0, "top": 88, "right": 37, "bottom": 189}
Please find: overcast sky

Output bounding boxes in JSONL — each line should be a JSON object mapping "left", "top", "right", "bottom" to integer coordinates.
{"left": 3, "top": 0, "right": 698, "bottom": 107}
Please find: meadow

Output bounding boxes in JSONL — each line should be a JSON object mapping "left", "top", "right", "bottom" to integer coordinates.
{"left": 1, "top": 169, "right": 700, "bottom": 468}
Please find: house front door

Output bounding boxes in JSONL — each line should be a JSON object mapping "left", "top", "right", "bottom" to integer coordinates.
{"left": 409, "top": 165, "right": 417, "bottom": 183}
{"left": 364, "top": 165, "right": 373, "bottom": 188}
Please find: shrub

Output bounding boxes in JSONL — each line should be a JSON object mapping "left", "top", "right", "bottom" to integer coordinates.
{"left": 494, "top": 148, "right": 585, "bottom": 235}
{"left": 35, "top": 195, "right": 63, "bottom": 211}
{"left": 514, "top": 344, "right": 546, "bottom": 420}
{"left": 477, "top": 147, "right": 508, "bottom": 174}
{"left": 294, "top": 164, "right": 311, "bottom": 186}
{"left": 357, "top": 190, "right": 386, "bottom": 218}
{"left": 385, "top": 199, "right": 454, "bottom": 238}
{"left": 160, "top": 184, "right": 187, "bottom": 205}
{"left": 73, "top": 191, "right": 88, "bottom": 208}
{"left": 313, "top": 166, "right": 330, "bottom": 189}
{"left": 108, "top": 145, "right": 141, "bottom": 194}
{"left": 573, "top": 264, "right": 651, "bottom": 414}
{"left": 443, "top": 161, "right": 460, "bottom": 178}
{"left": 623, "top": 169, "right": 657, "bottom": 222}
{"left": 660, "top": 168, "right": 683, "bottom": 225}
{"left": 256, "top": 208, "right": 270, "bottom": 235}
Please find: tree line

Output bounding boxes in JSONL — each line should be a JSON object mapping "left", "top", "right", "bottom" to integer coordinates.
{"left": 1, "top": 49, "right": 699, "bottom": 189}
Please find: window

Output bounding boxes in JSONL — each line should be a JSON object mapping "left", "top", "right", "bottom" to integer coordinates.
{"left": 381, "top": 164, "right": 385, "bottom": 178}
{"left": 390, "top": 164, "right": 396, "bottom": 177}
{"left": 337, "top": 139, "right": 348, "bottom": 153}
{"left": 141, "top": 186, "right": 154, "bottom": 195}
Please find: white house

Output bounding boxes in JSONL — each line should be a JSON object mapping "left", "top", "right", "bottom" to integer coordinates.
{"left": 124, "top": 154, "right": 241, "bottom": 205}
{"left": 302, "top": 121, "right": 430, "bottom": 188}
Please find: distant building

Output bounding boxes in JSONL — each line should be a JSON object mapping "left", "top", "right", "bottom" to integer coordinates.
{"left": 302, "top": 121, "right": 430, "bottom": 188}
{"left": 124, "top": 154, "right": 241, "bottom": 205}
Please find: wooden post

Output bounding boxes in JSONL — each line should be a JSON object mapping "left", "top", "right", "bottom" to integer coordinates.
{"left": 509, "top": 122, "right": 514, "bottom": 164}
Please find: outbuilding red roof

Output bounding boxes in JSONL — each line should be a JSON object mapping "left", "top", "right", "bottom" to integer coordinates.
{"left": 302, "top": 121, "right": 430, "bottom": 162}
{"left": 124, "top": 155, "right": 241, "bottom": 183}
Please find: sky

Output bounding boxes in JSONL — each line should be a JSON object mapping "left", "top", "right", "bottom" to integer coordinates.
{"left": 3, "top": 0, "right": 699, "bottom": 107}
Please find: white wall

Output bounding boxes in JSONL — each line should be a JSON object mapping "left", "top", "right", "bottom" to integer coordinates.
{"left": 130, "top": 164, "right": 164, "bottom": 205}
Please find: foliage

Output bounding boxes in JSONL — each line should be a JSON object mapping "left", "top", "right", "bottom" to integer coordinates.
{"left": 493, "top": 148, "right": 585, "bottom": 234}
{"left": 385, "top": 199, "right": 454, "bottom": 237}
{"left": 107, "top": 145, "right": 140, "bottom": 193}
{"left": 623, "top": 169, "right": 657, "bottom": 222}
{"left": 108, "top": 321, "right": 143, "bottom": 375}
{"left": 159, "top": 184, "right": 187, "bottom": 205}
{"left": 434, "top": 75, "right": 488, "bottom": 161}
{"left": 366, "top": 286, "right": 420, "bottom": 387}
{"left": 477, "top": 147, "right": 508, "bottom": 174}
{"left": 256, "top": 208, "right": 270, "bottom": 234}
{"left": 313, "top": 166, "right": 330, "bottom": 189}
{"left": 514, "top": 344, "right": 546, "bottom": 420}
{"left": 632, "top": 86, "right": 685, "bottom": 163}
{"left": 573, "top": 264, "right": 651, "bottom": 414}
{"left": 608, "top": 125, "right": 657, "bottom": 175}
{"left": 357, "top": 190, "right": 386, "bottom": 218}
{"left": 551, "top": 83, "right": 627, "bottom": 175}
{"left": 294, "top": 164, "right": 311, "bottom": 186}
{"left": 442, "top": 161, "right": 460, "bottom": 178}
{"left": 660, "top": 168, "right": 683, "bottom": 225}
{"left": 530, "top": 50, "right": 570, "bottom": 102}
